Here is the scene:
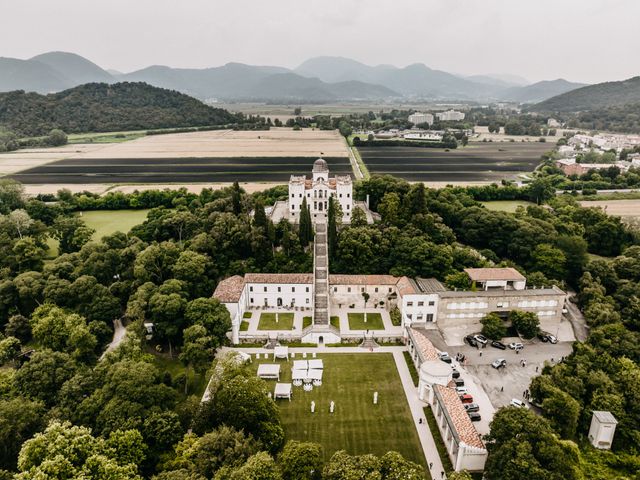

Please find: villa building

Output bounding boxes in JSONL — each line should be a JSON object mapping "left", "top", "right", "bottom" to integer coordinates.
{"left": 406, "top": 327, "right": 488, "bottom": 472}
{"left": 268, "top": 158, "right": 375, "bottom": 224}
{"left": 214, "top": 267, "right": 566, "bottom": 345}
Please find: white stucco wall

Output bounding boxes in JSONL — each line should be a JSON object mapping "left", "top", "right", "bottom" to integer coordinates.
{"left": 245, "top": 282, "right": 313, "bottom": 309}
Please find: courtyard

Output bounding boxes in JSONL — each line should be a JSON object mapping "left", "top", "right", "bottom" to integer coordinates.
{"left": 249, "top": 353, "right": 426, "bottom": 467}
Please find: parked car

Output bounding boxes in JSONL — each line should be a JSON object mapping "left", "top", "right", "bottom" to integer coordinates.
{"left": 464, "top": 403, "right": 480, "bottom": 412}
{"left": 459, "top": 394, "right": 474, "bottom": 404}
{"left": 453, "top": 378, "right": 465, "bottom": 387}
{"left": 491, "top": 358, "right": 507, "bottom": 369}
{"left": 473, "top": 334, "right": 488, "bottom": 345}
{"left": 439, "top": 352, "right": 452, "bottom": 363}
{"left": 491, "top": 340, "right": 507, "bottom": 350}
{"left": 455, "top": 386, "right": 468, "bottom": 395}
{"left": 464, "top": 335, "right": 478, "bottom": 347}
{"left": 508, "top": 342, "right": 524, "bottom": 350}
{"left": 510, "top": 398, "right": 528, "bottom": 408}
{"left": 468, "top": 412, "right": 482, "bottom": 422}
{"left": 538, "top": 332, "right": 558, "bottom": 344}
{"left": 451, "top": 369, "right": 460, "bottom": 379}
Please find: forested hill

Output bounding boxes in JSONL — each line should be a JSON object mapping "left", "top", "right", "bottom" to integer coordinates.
{"left": 0, "top": 82, "right": 239, "bottom": 137}
{"left": 532, "top": 76, "right": 640, "bottom": 112}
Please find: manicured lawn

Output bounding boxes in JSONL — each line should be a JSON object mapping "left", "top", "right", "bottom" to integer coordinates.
{"left": 257, "top": 312, "right": 294, "bottom": 330}
{"left": 47, "top": 209, "right": 150, "bottom": 257}
{"left": 243, "top": 312, "right": 253, "bottom": 319}
{"left": 347, "top": 312, "right": 384, "bottom": 330}
{"left": 403, "top": 351, "right": 419, "bottom": 387}
{"left": 240, "top": 321, "right": 250, "bottom": 332}
{"left": 304, "top": 316, "right": 339, "bottom": 329}
{"left": 480, "top": 200, "right": 535, "bottom": 213}
{"left": 252, "top": 353, "right": 426, "bottom": 468}
{"left": 424, "top": 406, "right": 453, "bottom": 473}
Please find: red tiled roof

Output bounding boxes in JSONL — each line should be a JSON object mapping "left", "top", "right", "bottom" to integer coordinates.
{"left": 464, "top": 267, "right": 525, "bottom": 282}
{"left": 434, "top": 384, "right": 485, "bottom": 449}
{"left": 213, "top": 275, "right": 245, "bottom": 303}
{"left": 329, "top": 274, "right": 400, "bottom": 286}
{"left": 244, "top": 273, "right": 313, "bottom": 284}
{"left": 410, "top": 328, "right": 439, "bottom": 361}
{"left": 396, "top": 276, "right": 419, "bottom": 296}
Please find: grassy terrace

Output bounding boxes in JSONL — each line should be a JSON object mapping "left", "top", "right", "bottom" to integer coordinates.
{"left": 257, "top": 312, "right": 294, "bottom": 330}
{"left": 480, "top": 200, "right": 535, "bottom": 212}
{"left": 252, "top": 353, "right": 425, "bottom": 468}
{"left": 46, "top": 209, "right": 150, "bottom": 258}
{"left": 347, "top": 312, "right": 384, "bottom": 330}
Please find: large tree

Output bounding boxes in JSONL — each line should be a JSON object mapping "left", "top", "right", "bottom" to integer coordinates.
{"left": 484, "top": 407, "right": 582, "bottom": 480}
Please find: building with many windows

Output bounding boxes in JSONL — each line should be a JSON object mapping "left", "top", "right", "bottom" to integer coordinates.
{"left": 288, "top": 158, "right": 353, "bottom": 221}
{"left": 267, "top": 158, "right": 375, "bottom": 224}
{"left": 214, "top": 268, "right": 566, "bottom": 345}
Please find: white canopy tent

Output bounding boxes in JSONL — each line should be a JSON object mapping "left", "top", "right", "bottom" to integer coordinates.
{"left": 274, "top": 383, "right": 292, "bottom": 401}
{"left": 291, "top": 369, "right": 307, "bottom": 381}
{"left": 257, "top": 364, "right": 280, "bottom": 380}
{"left": 293, "top": 360, "right": 308, "bottom": 370}
{"left": 274, "top": 346, "right": 289, "bottom": 361}
{"left": 308, "top": 369, "right": 323, "bottom": 381}
{"left": 308, "top": 359, "right": 323, "bottom": 370}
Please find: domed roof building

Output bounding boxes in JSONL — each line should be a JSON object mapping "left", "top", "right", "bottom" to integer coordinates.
{"left": 288, "top": 158, "right": 355, "bottom": 222}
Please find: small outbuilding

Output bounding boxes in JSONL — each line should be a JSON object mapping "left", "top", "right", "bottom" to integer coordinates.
{"left": 589, "top": 411, "right": 618, "bottom": 449}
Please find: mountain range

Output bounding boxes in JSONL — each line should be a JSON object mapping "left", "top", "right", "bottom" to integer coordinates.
{"left": 532, "top": 76, "right": 640, "bottom": 112}
{"left": 0, "top": 51, "right": 586, "bottom": 103}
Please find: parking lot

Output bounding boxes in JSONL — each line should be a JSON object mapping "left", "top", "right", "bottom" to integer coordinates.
{"left": 425, "top": 329, "right": 574, "bottom": 410}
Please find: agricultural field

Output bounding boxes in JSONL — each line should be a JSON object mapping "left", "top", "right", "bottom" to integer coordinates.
{"left": 10, "top": 156, "right": 351, "bottom": 184}
{"left": 358, "top": 142, "right": 550, "bottom": 183}
{"left": 6, "top": 128, "right": 351, "bottom": 185}
{"left": 251, "top": 353, "right": 425, "bottom": 467}
{"left": 580, "top": 199, "right": 640, "bottom": 228}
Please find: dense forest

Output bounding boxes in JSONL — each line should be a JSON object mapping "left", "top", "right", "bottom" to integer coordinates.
{"left": 0, "top": 82, "right": 240, "bottom": 137}
{"left": 0, "top": 171, "right": 639, "bottom": 478}
{"left": 533, "top": 76, "right": 640, "bottom": 112}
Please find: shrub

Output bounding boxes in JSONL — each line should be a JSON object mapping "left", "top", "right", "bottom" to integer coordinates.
{"left": 481, "top": 313, "right": 507, "bottom": 340}
{"left": 509, "top": 310, "right": 540, "bottom": 339}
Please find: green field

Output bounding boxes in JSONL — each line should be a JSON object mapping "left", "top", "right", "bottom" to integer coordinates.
{"left": 67, "top": 130, "right": 147, "bottom": 144}
{"left": 255, "top": 353, "right": 425, "bottom": 467}
{"left": 347, "top": 312, "right": 384, "bottom": 330}
{"left": 47, "top": 209, "right": 150, "bottom": 258}
{"left": 257, "top": 312, "right": 295, "bottom": 330}
{"left": 480, "top": 200, "right": 535, "bottom": 212}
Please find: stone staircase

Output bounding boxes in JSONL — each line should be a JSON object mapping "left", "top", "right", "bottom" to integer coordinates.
{"left": 360, "top": 333, "right": 380, "bottom": 350}
{"left": 313, "top": 222, "right": 329, "bottom": 326}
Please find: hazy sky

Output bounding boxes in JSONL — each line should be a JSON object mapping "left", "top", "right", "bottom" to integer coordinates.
{"left": 2, "top": 0, "right": 638, "bottom": 84}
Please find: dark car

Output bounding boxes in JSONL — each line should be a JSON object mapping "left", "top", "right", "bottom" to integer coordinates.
{"left": 439, "top": 352, "right": 452, "bottom": 364}
{"left": 464, "top": 335, "right": 478, "bottom": 347}
{"left": 453, "top": 378, "right": 465, "bottom": 387}
{"left": 468, "top": 411, "right": 482, "bottom": 422}
{"left": 491, "top": 340, "right": 507, "bottom": 350}
{"left": 464, "top": 403, "right": 480, "bottom": 413}
{"left": 538, "top": 332, "right": 558, "bottom": 344}
{"left": 451, "top": 369, "right": 460, "bottom": 379}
